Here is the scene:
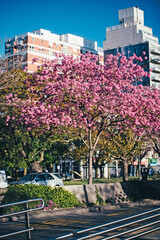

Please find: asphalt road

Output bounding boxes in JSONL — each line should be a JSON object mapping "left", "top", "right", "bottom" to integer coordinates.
{"left": 0, "top": 205, "right": 160, "bottom": 240}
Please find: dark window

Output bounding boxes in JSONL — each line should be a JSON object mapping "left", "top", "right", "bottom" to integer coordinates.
{"left": 35, "top": 174, "right": 46, "bottom": 181}
{"left": 118, "top": 47, "right": 122, "bottom": 53}
{"left": 45, "top": 173, "right": 54, "bottom": 180}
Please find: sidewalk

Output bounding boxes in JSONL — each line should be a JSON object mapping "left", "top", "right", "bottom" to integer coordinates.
{"left": 30, "top": 199, "right": 160, "bottom": 219}
{"left": 1, "top": 198, "right": 159, "bottom": 223}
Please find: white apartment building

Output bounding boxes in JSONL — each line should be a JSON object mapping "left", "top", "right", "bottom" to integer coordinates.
{"left": 103, "top": 6, "right": 160, "bottom": 88}
{"left": 5, "top": 28, "right": 104, "bottom": 72}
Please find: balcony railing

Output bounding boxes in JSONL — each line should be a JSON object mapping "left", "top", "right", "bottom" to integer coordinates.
{"left": 151, "top": 47, "right": 160, "bottom": 56}
{"left": 150, "top": 58, "right": 160, "bottom": 64}
{"left": 152, "top": 67, "right": 160, "bottom": 73}
{"left": 14, "top": 40, "right": 24, "bottom": 46}
{"left": 152, "top": 76, "right": 160, "bottom": 82}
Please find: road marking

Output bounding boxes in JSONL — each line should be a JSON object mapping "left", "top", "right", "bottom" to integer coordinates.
{"left": 40, "top": 218, "right": 90, "bottom": 226}
{"left": 107, "top": 212, "right": 125, "bottom": 216}
{"left": 9, "top": 218, "right": 90, "bottom": 229}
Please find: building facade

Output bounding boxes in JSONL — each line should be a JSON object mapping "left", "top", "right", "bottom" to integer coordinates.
{"left": 5, "top": 28, "right": 103, "bottom": 72}
{"left": 103, "top": 6, "right": 160, "bottom": 88}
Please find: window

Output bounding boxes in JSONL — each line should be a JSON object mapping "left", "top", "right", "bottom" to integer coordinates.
{"left": 118, "top": 47, "right": 121, "bottom": 53}
{"left": 49, "top": 41, "right": 52, "bottom": 48}
{"left": 45, "top": 173, "right": 54, "bottom": 180}
{"left": 35, "top": 174, "right": 46, "bottom": 181}
{"left": 21, "top": 174, "right": 37, "bottom": 181}
{"left": 32, "top": 37, "right": 35, "bottom": 41}
{"left": 29, "top": 46, "right": 34, "bottom": 50}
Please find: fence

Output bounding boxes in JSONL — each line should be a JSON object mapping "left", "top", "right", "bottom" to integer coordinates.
{"left": 0, "top": 198, "right": 44, "bottom": 240}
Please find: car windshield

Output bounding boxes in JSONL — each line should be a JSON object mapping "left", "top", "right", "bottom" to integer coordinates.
{"left": 21, "top": 174, "right": 37, "bottom": 181}
{"left": 52, "top": 173, "right": 62, "bottom": 179}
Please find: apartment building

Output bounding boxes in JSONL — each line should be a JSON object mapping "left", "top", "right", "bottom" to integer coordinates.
{"left": 5, "top": 28, "right": 104, "bottom": 72}
{"left": 103, "top": 6, "right": 160, "bottom": 88}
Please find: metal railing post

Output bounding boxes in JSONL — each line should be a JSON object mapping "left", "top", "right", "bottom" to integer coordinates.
{"left": 25, "top": 202, "right": 31, "bottom": 240}
{"left": 0, "top": 198, "right": 44, "bottom": 239}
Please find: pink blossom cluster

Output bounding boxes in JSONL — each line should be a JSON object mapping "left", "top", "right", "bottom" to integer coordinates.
{"left": 5, "top": 53, "right": 160, "bottom": 135}
{"left": 34, "top": 200, "right": 56, "bottom": 210}
{"left": 43, "top": 200, "right": 57, "bottom": 210}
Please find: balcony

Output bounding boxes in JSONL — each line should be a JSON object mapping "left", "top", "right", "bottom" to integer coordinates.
{"left": 150, "top": 57, "right": 160, "bottom": 64}
{"left": 6, "top": 43, "right": 13, "bottom": 48}
{"left": 61, "top": 47, "right": 72, "bottom": 54}
{"left": 152, "top": 66, "right": 160, "bottom": 73}
{"left": 151, "top": 76, "right": 160, "bottom": 82}
{"left": 106, "top": 24, "right": 124, "bottom": 31}
{"left": 150, "top": 47, "right": 160, "bottom": 56}
{"left": 14, "top": 40, "right": 24, "bottom": 47}
{"left": 5, "top": 49, "right": 27, "bottom": 57}
{"left": 27, "top": 48, "right": 56, "bottom": 57}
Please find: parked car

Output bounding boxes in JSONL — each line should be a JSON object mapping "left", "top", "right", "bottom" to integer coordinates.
{"left": 0, "top": 170, "right": 8, "bottom": 188}
{"left": 10, "top": 172, "right": 63, "bottom": 187}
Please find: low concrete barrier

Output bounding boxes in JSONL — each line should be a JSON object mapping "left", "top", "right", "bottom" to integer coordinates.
{"left": 63, "top": 180, "right": 160, "bottom": 204}
{"left": 1, "top": 180, "right": 160, "bottom": 205}
{"left": 63, "top": 182, "right": 131, "bottom": 204}
{"left": 0, "top": 188, "right": 8, "bottom": 194}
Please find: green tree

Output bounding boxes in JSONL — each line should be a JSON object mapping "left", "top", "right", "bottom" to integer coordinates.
{"left": 42, "top": 140, "right": 71, "bottom": 172}
{"left": 106, "top": 129, "right": 151, "bottom": 181}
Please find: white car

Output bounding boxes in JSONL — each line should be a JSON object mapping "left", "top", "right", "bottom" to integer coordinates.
{"left": 10, "top": 172, "right": 63, "bottom": 187}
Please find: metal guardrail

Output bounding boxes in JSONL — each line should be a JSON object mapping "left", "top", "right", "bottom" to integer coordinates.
{"left": 55, "top": 207, "right": 160, "bottom": 240}
{"left": 0, "top": 198, "right": 44, "bottom": 240}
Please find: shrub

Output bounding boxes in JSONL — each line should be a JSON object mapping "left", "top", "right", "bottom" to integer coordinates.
{"left": 1, "top": 184, "right": 83, "bottom": 213}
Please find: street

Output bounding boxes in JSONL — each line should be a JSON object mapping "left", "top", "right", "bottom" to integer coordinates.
{"left": 0, "top": 204, "right": 160, "bottom": 240}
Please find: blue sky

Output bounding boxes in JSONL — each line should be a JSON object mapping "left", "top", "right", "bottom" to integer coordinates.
{"left": 0, "top": 0, "right": 160, "bottom": 56}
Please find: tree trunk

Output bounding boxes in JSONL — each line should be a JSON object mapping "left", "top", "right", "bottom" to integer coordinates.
{"left": 39, "top": 151, "right": 44, "bottom": 163}
{"left": 123, "top": 160, "right": 128, "bottom": 182}
{"left": 115, "top": 160, "right": 119, "bottom": 177}
{"left": 88, "top": 149, "right": 93, "bottom": 185}
{"left": 95, "top": 167, "right": 98, "bottom": 178}
{"left": 81, "top": 129, "right": 101, "bottom": 185}
{"left": 31, "top": 161, "right": 43, "bottom": 173}
{"left": 108, "top": 163, "right": 110, "bottom": 179}
{"left": 24, "top": 168, "right": 27, "bottom": 176}
{"left": 99, "top": 166, "right": 104, "bottom": 178}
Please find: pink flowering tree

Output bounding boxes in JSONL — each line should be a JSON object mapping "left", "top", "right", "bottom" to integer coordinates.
{"left": 6, "top": 53, "right": 160, "bottom": 183}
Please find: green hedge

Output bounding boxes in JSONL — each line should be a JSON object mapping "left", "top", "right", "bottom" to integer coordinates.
{"left": 2, "top": 184, "right": 83, "bottom": 213}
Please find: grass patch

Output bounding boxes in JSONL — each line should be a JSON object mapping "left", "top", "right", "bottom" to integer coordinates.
{"left": 63, "top": 176, "right": 139, "bottom": 185}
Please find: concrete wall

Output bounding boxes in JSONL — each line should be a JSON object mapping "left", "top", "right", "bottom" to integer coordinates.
{"left": 63, "top": 180, "right": 160, "bottom": 204}
{"left": 63, "top": 182, "right": 133, "bottom": 204}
